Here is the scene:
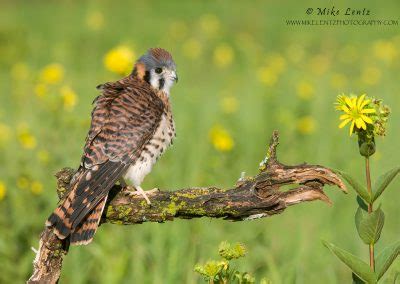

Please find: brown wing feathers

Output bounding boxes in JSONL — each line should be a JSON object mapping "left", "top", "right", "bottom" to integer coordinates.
{"left": 46, "top": 76, "right": 164, "bottom": 245}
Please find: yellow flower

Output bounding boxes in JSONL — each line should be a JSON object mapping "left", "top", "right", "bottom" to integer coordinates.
{"left": 267, "top": 53, "right": 286, "bottom": 74}
{"left": 361, "top": 67, "right": 381, "bottom": 85}
{"left": 199, "top": 14, "right": 220, "bottom": 36}
{"left": 40, "top": 63, "right": 64, "bottom": 84}
{"left": 209, "top": 125, "right": 234, "bottom": 152}
{"left": 17, "top": 177, "right": 29, "bottom": 189}
{"left": 257, "top": 67, "right": 278, "bottom": 86}
{"left": 220, "top": 96, "right": 239, "bottom": 114}
{"left": 296, "top": 81, "right": 314, "bottom": 100}
{"left": 0, "top": 123, "right": 11, "bottom": 144}
{"left": 11, "top": 62, "right": 29, "bottom": 80}
{"left": 336, "top": 94, "right": 376, "bottom": 135}
{"left": 17, "top": 125, "right": 37, "bottom": 149}
{"left": 60, "top": 85, "right": 78, "bottom": 111}
{"left": 182, "top": 38, "right": 202, "bottom": 59}
{"left": 31, "top": 181, "right": 43, "bottom": 195}
{"left": 0, "top": 181, "right": 6, "bottom": 201}
{"left": 373, "top": 40, "right": 398, "bottom": 63}
{"left": 297, "top": 116, "right": 316, "bottom": 134}
{"left": 34, "top": 83, "right": 48, "bottom": 98}
{"left": 104, "top": 45, "right": 135, "bottom": 75}
{"left": 86, "top": 11, "right": 104, "bottom": 31}
{"left": 213, "top": 44, "right": 234, "bottom": 68}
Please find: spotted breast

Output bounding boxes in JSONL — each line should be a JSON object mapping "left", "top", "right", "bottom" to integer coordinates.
{"left": 124, "top": 102, "right": 175, "bottom": 187}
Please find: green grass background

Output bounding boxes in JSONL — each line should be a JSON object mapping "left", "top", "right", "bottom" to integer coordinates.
{"left": 0, "top": 0, "right": 399, "bottom": 283}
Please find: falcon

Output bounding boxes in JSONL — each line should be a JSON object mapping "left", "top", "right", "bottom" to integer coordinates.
{"left": 46, "top": 48, "right": 178, "bottom": 245}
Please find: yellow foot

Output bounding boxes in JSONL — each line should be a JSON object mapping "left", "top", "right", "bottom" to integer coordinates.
{"left": 122, "top": 186, "right": 159, "bottom": 205}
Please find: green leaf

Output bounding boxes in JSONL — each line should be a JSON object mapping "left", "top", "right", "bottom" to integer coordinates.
{"left": 355, "top": 207, "right": 385, "bottom": 245}
{"left": 372, "top": 166, "right": 400, "bottom": 202}
{"left": 334, "top": 170, "right": 371, "bottom": 202}
{"left": 352, "top": 273, "right": 365, "bottom": 284}
{"left": 356, "top": 196, "right": 368, "bottom": 211}
{"left": 375, "top": 240, "right": 400, "bottom": 280}
{"left": 322, "top": 240, "right": 377, "bottom": 283}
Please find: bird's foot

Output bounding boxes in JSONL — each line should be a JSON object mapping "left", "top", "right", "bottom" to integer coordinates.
{"left": 122, "top": 186, "right": 158, "bottom": 205}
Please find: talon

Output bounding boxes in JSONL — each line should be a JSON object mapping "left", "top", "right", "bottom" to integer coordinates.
{"left": 122, "top": 186, "right": 151, "bottom": 205}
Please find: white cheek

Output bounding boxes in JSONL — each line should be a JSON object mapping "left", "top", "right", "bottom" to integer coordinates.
{"left": 149, "top": 71, "right": 159, "bottom": 89}
{"left": 162, "top": 78, "right": 174, "bottom": 95}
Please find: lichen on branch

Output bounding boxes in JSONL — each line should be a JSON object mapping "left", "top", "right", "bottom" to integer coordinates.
{"left": 28, "top": 131, "right": 346, "bottom": 284}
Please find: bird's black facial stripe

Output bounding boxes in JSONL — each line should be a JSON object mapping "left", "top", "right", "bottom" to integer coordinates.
{"left": 144, "top": 71, "right": 151, "bottom": 84}
{"left": 159, "top": 78, "right": 165, "bottom": 89}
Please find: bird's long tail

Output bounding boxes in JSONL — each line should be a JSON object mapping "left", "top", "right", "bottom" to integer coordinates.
{"left": 69, "top": 196, "right": 107, "bottom": 245}
{"left": 46, "top": 161, "right": 125, "bottom": 245}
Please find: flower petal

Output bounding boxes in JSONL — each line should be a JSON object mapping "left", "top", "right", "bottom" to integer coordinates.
{"left": 360, "top": 99, "right": 371, "bottom": 109}
{"left": 351, "top": 97, "right": 357, "bottom": 109}
{"left": 359, "top": 119, "right": 367, "bottom": 130}
{"left": 349, "top": 121, "right": 355, "bottom": 135}
{"left": 345, "top": 97, "right": 354, "bottom": 108}
{"left": 339, "top": 118, "right": 351, "bottom": 128}
{"left": 361, "top": 115, "right": 373, "bottom": 124}
{"left": 357, "top": 94, "right": 366, "bottom": 109}
{"left": 339, "top": 114, "right": 350, "bottom": 120}
{"left": 361, "top": 108, "right": 376, "bottom": 114}
{"left": 341, "top": 105, "right": 350, "bottom": 113}
{"left": 355, "top": 118, "right": 363, "bottom": 129}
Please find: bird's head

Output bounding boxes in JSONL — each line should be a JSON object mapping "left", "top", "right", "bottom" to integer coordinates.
{"left": 133, "top": 48, "right": 178, "bottom": 95}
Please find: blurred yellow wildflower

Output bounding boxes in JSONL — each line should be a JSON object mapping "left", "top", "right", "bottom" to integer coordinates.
{"left": 373, "top": 40, "right": 398, "bottom": 63}
{"left": 257, "top": 67, "right": 278, "bottom": 87}
{"left": 182, "top": 38, "right": 202, "bottom": 59}
{"left": 34, "top": 83, "right": 48, "bottom": 98}
{"left": 17, "top": 177, "right": 29, "bottom": 189}
{"left": 40, "top": 63, "right": 64, "bottom": 84}
{"left": 104, "top": 45, "right": 135, "bottom": 75}
{"left": 11, "top": 62, "right": 29, "bottom": 80}
{"left": 209, "top": 125, "right": 234, "bottom": 152}
{"left": 199, "top": 14, "right": 220, "bottom": 36}
{"left": 310, "top": 54, "right": 330, "bottom": 75}
{"left": 266, "top": 53, "right": 286, "bottom": 74}
{"left": 37, "top": 150, "right": 50, "bottom": 164}
{"left": 330, "top": 73, "right": 347, "bottom": 90}
{"left": 31, "top": 181, "right": 43, "bottom": 195}
{"left": 361, "top": 66, "right": 381, "bottom": 85}
{"left": 213, "top": 44, "right": 234, "bottom": 68}
{"left": 60, "top": 85, "right": 78, "bottom": 111}
{"left": 168, "top": 21, "right": 188, "bottom": 40}
{"left": 17, "top": 125, "right": 37, "bottom": 149}
{"left": 296, "top": 81, "right": 314, "bottom": 100}
{"left": 336, "top": 94, "right": 376, "bottom": 135}
{"left": 297, "top": 116, "right": 316, "bottom": 134}
{"left": 0, "top": 123, "right": 11, "bottom": 144}
{"left": 220, "top": 96, "right": 239, "bottom": 114}
{"left": 86, "top": 11, "right": 104, "bottom": 31}
{"left": 0, "top": 181, "right": 6, "bottom": 201}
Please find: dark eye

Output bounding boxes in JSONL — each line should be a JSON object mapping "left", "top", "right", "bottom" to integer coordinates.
{"left": 155, "top": 67, "right": 163, "bottom": 74}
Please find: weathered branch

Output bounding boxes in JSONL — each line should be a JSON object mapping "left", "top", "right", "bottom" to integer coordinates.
{"left": 28, "top": 131, "right": 346, "bottom": 283}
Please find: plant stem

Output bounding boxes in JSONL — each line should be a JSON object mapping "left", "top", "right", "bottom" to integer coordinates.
{"left": 365, "top": 157, "right": 375, "bottom": 271}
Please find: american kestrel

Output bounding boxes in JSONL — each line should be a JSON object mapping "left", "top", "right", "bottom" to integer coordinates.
{"left": 46, "top": 48, "right": 178, "bottom": 245}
